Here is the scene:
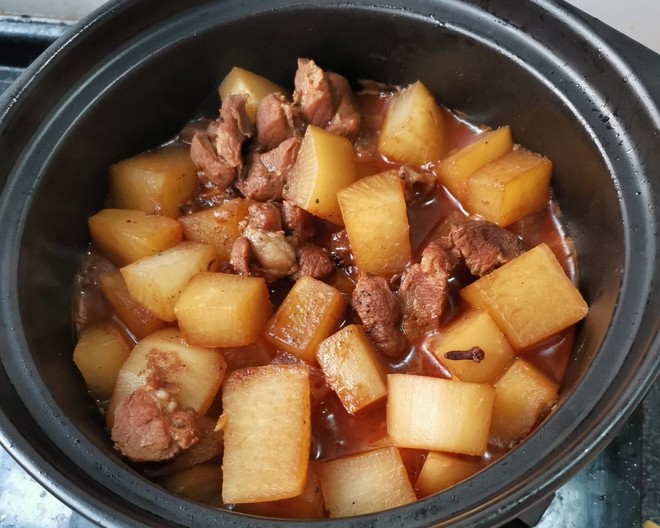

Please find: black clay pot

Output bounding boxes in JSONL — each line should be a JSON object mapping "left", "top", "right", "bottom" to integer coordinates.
{"left": 0, "top": 1, "right": 657, "bottom": 527}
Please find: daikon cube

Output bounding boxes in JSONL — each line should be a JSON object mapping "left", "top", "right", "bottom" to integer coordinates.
{"left": 460, "top": 243, "right": 588, "bottom": 349}
{"left": 174, "top": 272, "right": 272, "bottom": 348}
{"left": 337, "top": 170, "right": 411, "bottom": 276}
{"left": 218, "top": 66, "right": 286, "bottom": 121}
{"left": 110, "top": 143, "right": 198, "bottom": 218}
{"left": 237, "top": 462, "right": 326, "bottom": 519}
{"left": 222, "top": 365, "right": 310, "bottom": 504}
{"left": 415, "top": 451, "right": 480, "bottom": 497}
{"left": 222, "top": 336, "right": 276, "bottom": 373}
{"left": 107, "top": 328, "right": 226, "bottom": 428}
{"left": 467, "top": 148, "right": 552, "bottom": 227}
{"left": 432, "top": 308, "right": 514, "bottom": 384}
{"left": 316, "top": 324, "right": 387, "bottom": 414}
{"left": 120, "top": 242, "right": 216, "bottom": 322}
{"left": 387, "top": 374, "right": 494, "bottom": 456}
{"left": 73, "top": 320, "right": 130, "bottom": 400}
{"left": 434, "top": 126, "right": 512, "bottom": 203}
{"left": 284, "top": 125, "right": 358, "bottom": 225}
{"left": 157, "top": 462, "right": 222, "bottom": 506}
{"left": 378, "top": 80, "right": 446, "bottom": 166}
{"left": 318, "top": 446, "right": 416, "bottom": 517}
{"left": 89, "top": 209, "right": 182, "bottom": 267}
{"left": 178, "top": 199, "right": 250, "bottom": 263}
{"left": 264, "top": 276, "right": 347, "bottom": 364}
{"left": 98, "top": 269, "right": 165, "bottom": 340}
{"left": 490, "top": 359, "right": 558, "bottom": 448}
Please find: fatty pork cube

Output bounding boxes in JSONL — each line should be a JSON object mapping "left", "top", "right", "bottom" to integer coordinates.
{"left": 489, "top": 358, "right": 558, "bottom": 448}
{"left": 467, "top": 148, "right": 552, "bottom": 227}
{"left": 177, "top": 198, "right": 250, "bottom": 263}
{"left": 433, "top": 126, "right": 513, "bottom": 203}
{"left": 221, "top": 336, "right": 276, "bottom": 374}
{"left": 110, "top": 143, "right": 198, "bottom": 218}
{"left": 237, "top": 461, "right": 326, "bottom": 519}
{"left": 174, "top": 272, "right": 272, "bottom": 348}
{"left": 415, "top": 451, "right": 481, "bottom": 497}
{"left": 107, "top": 328, "right": 226, "bottom": 428}
{"left": 432, "top": 308, "right": 515, "bottom": 384}
{"left": 337, "top": 170, "right": 411, "bottom": 276}
{"left": 460, "top": 243, "right": 588, "bottom": 350}
{"left": 98, "top": 269, "right": 165, "bottom": 340}
{"left": 387, "top": 374, "right": 495, "bottom": 456}
{"left": 89, "top": 208, "right": 183, "bottom": 267}
{"left": 318, "top": 446, "right": 416, "bottom": 518}
{"left": 218, "top": 66, "right": 286, "bottom": 121}
{"left": 378, "top": 80, "right": 446, "bottom": 166}
{"left": 264, "top": 275, "right": 347, "bottom": 364}
{"left": 73, "top": 320, "right": 130, "bottom": 401}
{"left": 221, "top": 365, "right": 311, "bottom": 504}
{"left": 284, "top": 125, "right": 358, "bottom": 225}
{"left": 120, "top": 241, "right": 216, "bottom": 322}
{"left": 316, "top": 324, "right": 387, "bottom": 414}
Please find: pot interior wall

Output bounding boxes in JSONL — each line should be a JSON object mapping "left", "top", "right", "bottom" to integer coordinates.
{"left": 5, "top": 2, "right": 631, "bottom": 526}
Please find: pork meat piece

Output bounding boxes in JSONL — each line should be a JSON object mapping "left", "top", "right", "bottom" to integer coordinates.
{"left": 292, "top": 244, "right": 335, "bottom": 280}
{"left": 325, "top": 72, "right": 361, "bottom": 139}
{"left": 255, "top": 92, "right": 301, "bottom": 151}
{"left": 190, "top": 94, "right": 255, "bottom": 189}
{"left": 111, "top": 377, "right": 206, "bottom": 463}
{"left": 352, "top": 274, "right": 406, "bottom": 358}
{"left": 281, "top": 199, "right": 315, "bottom": 243}
{"left": 293, "top": 59, "right": 361, "bottom": 139}
{"left": 293, "top": 58, "right": 335, "bottom": 128}
{"left": 328, "top": 228, "right": 353, "bottom": 268}
{"left": 449, "top": 216, "right": 525, "bottom": 276}
{"left": 238, "top": 136, "right": 301, "bottom": 201}
{"left": 246, "top": 201, "right": 283, "bottom": 232}
{"left": 242, "top": 224, "right": 298, "bottom": 281}
{"left": 398, "top": 238, "right": 459, "bottom": 341}
{"left": 230, "top": 236, "right": 253, "bottom": 276}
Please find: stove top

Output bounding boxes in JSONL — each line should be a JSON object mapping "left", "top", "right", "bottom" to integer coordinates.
{"left": 0, "top": 12, "right": 657, "bottom": 528}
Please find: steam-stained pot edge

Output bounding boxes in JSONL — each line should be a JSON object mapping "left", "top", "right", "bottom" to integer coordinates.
{"left": 0, "top": 1, "right": 657, "bottom": 527}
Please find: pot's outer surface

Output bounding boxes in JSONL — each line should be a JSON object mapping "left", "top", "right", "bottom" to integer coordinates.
{"left": 0, "top": 1, "right": 657, "bottom": 527}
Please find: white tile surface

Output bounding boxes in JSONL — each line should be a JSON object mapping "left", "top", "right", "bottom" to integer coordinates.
{"left": 0, "top": 0, "right": 106, "bottom": 20}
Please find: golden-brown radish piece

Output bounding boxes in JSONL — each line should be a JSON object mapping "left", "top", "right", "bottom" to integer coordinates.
{"left": 284, "top": 125, "right": 357, "bottom": 225}
{"left": 218, "top": 66, "right": 286, "bottom": 121}
{"left": 237, "top": 462, "right": 326, "bottom": 519}
{"left": 460, "top": 243, "right": 588, "bottom": 349}
{"left": 434, "top": 126, "right": 513, "bottom": 203}
{"left": 415, "top": 452, "right": 481, "bottom": 497}
{"left": 318, "top": 446, "right": 416, "bottom": 518}
{"left": 120, "top": 242, "right": 216, "bottom": 322}
{"left": 110, "top": 144, "right": 198, "bottom": 218}
{"left": 221, "top": 365, "right": 310, "bottom": 504}
{"left": 467, "top": 148, "right": 552, "bottom": 227}
{"left": 489, "top": 359, "right": 558, "bottom": 448}
{"left": 178, "top": 198, "right": 250, "bottom": 263}
{"left": 264, "top": 275, "right": 347, "bottom": 364}
{"left": 73, "top": 320, "right": 130, "bottom": 400}
{"left": 107, "top": 328, "right": 226, "bottom": 428}
{"left": 337, "top": 170, "right": 411, "bottom": 276}
{"left": 378, "top": 80, "right": 446, "bottom": 166}
{"left": 98, "top": 269, "right": 165, "bottom": 340}
{"left": 157, "top": 462, "right": 222, "bottom": 506}
{"left": 89, "top": 208, "right": 182, "bottom": 267}
{"left": 387, "top": 374, "right": 494, "bottom": 456}
{"left": 432, "top": 308, "right": 514, "bottom": 384}
{"left": 316, "top": 324, "right": 387, "bottom": 414}
{"left": 174, "top": 272, "right": 272, "bottom": 348}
